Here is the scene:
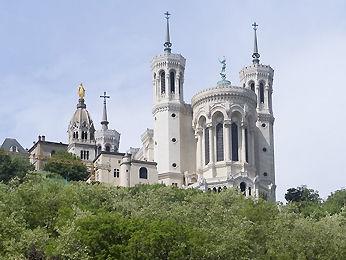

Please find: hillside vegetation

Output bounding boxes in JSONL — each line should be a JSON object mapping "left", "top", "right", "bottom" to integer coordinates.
{"left": 0, "top": 151, "right": 345, "bottom": 259}
{"left": 0, "top": 172, "right": 345, "bottom": 259}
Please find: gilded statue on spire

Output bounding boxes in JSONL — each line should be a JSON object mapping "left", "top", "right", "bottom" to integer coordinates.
{"left": 78, "top": 83, "right": 85, "bottom": 98}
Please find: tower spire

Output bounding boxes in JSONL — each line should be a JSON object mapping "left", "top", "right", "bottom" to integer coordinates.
{"left": 100, "top": 91, "right": 110, "bottom": 130}
{"left": 252, "top": 22, "right": 260, "bottom": 64}
{"left": 164, "top": 11, "right": 172, "bottom": 53}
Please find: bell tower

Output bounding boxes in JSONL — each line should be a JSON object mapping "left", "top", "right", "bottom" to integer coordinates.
{"left": 152, "top": 12, "right": 192, "bottom": 187}
{"left": 239, "top": 23, "right": 276, "bottom": 200}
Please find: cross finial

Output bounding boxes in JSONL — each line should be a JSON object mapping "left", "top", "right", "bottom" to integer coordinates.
{"left": 164, "top": 11, "right": 172, "bottom": 53}
{"left": 100, "top": 91, "right": 110, "bottom": 104}
{"left": 252, "top": 22, "right": 260, "bottom": 64}
{"left": 100, "top": 91, "right": 110, "bottom": 129}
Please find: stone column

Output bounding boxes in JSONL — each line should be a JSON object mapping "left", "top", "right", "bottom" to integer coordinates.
{"left": 255, "top": 83, "right": 260, "bottom": 108}
{"left": 176, "top": 74, "right": 180, "bottom": 99}
{"left": 265, "top": 84, "right": 270, "bottom": 111}
{"left": 207, "top": 123, "right": 215, "bottom": 164}
{"left": 223, "top": 120, "right": 231, "bottom": 161}
{"left": 250, "top": 128, "right": 255, "bottom": 166}
{"left": 166, "top": 73, "right": 170, "bottom": 99}
{"left": 241, "top": 122, "right": 247, "bottom": 163}
{"left": 195, "top": 128, "right": 203, "bottom": 172}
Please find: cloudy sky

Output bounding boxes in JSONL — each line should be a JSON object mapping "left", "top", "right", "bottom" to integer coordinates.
{"left": 0, "top": 0, "right": 345, "bottom": 201}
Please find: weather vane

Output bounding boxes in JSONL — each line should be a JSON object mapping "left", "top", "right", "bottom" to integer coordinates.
{"left": 219, "top": 56, "right": 227, "bottom": 81}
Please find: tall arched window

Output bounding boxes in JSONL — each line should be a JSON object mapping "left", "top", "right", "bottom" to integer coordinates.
{"left": 245, "top": 128, "right": 249, "bottom": 163}
{"left": 105, "top": 145, "right": 110, "bottom": 152}
{"left": 205, "top": 129, "right": 210, "bottom": 164}
{"left": 139, "top": 167, "right": 148, "bottom": 179}
{"left": 250, "top": 82, "right": 255, "bottom": 92}
{"left": 75, "top": 132, "right": 78, "bottom": 139}
{"left": 231, "top": 123, "right": 239, "bottom": 161}
{"left": 160, "top": 71, "right": 165, "bottom": 94}
{"left": 170, "top": 71, "right": 175, "bottom": 93}
{"left": 259, "top": 82, "right": 265, "bottom": 103}
{"left": 216, "top": 123, "right": 224, "bottom": 161}
{"left": 240, "top": 182, "right": 246, "bottom": 194}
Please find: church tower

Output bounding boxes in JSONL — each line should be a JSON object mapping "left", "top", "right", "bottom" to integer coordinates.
{"left": 67, "top": 84, "right": 96, "bottom": 164}
{"left": 152, "top": 12, "right": 195, "bottom": 187}
{"left": 239, "top": 23, "right": 276, "bottom": 200}
{"left": 95, "top": 91, "right": 120, "bottom": 154}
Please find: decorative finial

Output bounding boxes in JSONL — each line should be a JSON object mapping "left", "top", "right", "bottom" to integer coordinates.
{"left": 219, "top": 56, "right": 227, "bottom": 81}
{"left": 252, "top": 22, "right": 260, "bottom": 64}
{"left": 78, "top": 83, "right": 85, "bottom": 99}
{"left": 164, "top": 11, "right": 172, "bottom": 53}
{"left": 100, "top": 91, "right": 110, "bottom": 130}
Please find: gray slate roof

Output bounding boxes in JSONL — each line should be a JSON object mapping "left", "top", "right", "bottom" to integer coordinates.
{"left": 1, "top": 138, "right": 28, "bottom": 154}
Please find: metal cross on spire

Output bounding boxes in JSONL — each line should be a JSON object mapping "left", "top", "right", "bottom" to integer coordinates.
{"left": 100, "top": 91, "right": 110, "bottom": 104}
{"left": 164, "top": 11, "right": 172, "bottom": 53}
{"left": 252, "top": 22, "right": 260, "bottom": 64}
{"left": 100, "top": 91, "right": 110, "bottom": 129}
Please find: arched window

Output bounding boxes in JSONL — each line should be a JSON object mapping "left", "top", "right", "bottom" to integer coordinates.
{"left": 76, "top": 132, "right": 78, "bottom": 139}
{"left": 245, "top": 128, "right": 249, "bottom": 163}
{"left": 240, "top": 182, "right": 246, "bottom": 194}
{"left": 139, "top": 167, "right": 148, "bottom": 179}
{"left": 250, "top": 82, "right": 255, "bottom": 92}
{"left": 231, "top": 123, "right": 239, "bottom": 161}
{"left": 160, "top": 71, "right": 165, "bottom": 94}
{"left": 170, "top": 71, "right": 175, "bottom": 93}
{"left": 205, "top": 128, "right": 210, "bottom": 164}
{"left": 259, "top": 82, "right": 265, "bottom": 103}
{"left": 105, "top": 145, "right": 110, "bottom": 152}
{"left": 73, "top": 132, "right": 75, "bottom": 139}
{"left": 216, "top": 123, "right": 224, "bottom": 161}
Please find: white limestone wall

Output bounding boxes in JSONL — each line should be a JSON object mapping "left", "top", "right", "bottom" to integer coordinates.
{"left": 94, "top": 153, "right": 123, "bottom": 186}
{"left": 129, "top": 162, "right": 158, "bottom": 186}
{"left": 179, "top": 105, "right": 196, "bottom": 177}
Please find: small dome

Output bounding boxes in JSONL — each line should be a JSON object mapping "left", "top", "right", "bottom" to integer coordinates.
{"left": 68, "top": 99, "right": 95, "bottom": 131}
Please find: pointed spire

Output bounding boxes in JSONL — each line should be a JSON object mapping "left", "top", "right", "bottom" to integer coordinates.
{"left": 252, "top": 22, "right": 260, "bottom": 64}
{"left": 164, "top": 11, "right": 172, "bottom": 53}
{"left": 100, "top": 91, "right": 110, "bottom": 130}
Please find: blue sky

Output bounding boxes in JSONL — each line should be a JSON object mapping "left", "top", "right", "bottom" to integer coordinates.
{"left": 0, "top": 0, "right": 345, "bottom": 201}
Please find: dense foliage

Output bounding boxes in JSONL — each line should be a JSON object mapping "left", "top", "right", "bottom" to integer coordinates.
{"left": 0, "top": 172, "right": 345, "bottom": 259}
{"left": 0, "top": 149, "right": 34, "bottom": 183}
{"left": 43, "top": 151, "right": 88, "bottom": 181}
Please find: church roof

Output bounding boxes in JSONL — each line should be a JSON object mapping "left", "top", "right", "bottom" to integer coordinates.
{"left": 1, "top": 138, "right": 28, "bottom": 154}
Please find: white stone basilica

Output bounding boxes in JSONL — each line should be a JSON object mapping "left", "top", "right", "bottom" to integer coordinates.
{"left": 64, "top": 15, "right": 276, "bottom": 201}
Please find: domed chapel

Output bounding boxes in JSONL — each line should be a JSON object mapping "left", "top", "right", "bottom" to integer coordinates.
{"left": 30, "top": 13, "right": 276, "bottom": 201}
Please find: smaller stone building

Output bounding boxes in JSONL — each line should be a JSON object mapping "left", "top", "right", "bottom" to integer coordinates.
{"left": 28, "top": 136, "right": 68, "bottom": 171}
{"left": 93, "top": 151, "right": 157, "bottom": 186}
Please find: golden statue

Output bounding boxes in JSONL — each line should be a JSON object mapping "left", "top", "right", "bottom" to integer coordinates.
{"left": 78, "top": 83, "right": 85, "bottom": 98}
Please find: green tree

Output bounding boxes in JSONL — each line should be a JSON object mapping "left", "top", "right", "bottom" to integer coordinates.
{"left": 323, "top": 189, "right": 346, "bottom": 214}
{"left": 0, "top": 149, "right": 34, "bottom": 183}
{"left": 285, "top": 185, "right": 320, "bottom": 203}
{"left": 43, "top": 151, "right": 89, "bottom": 181}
